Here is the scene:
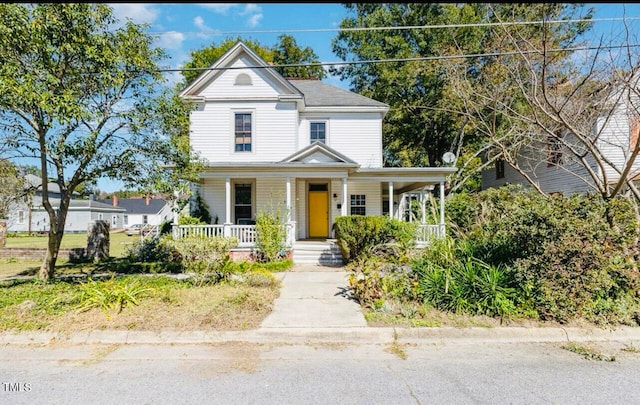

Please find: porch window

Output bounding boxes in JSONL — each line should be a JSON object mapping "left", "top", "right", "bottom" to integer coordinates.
{"left": 310, "top": 122, "right": 326, "bottom": 144}
{"left": 350, "top": 194, "right": 366, "bottom": 215}
{"left": 234, "top": 183, "right": 253, "bottom": 224}
{"left": 235, "top": 113, "right": 252, "bottom": 152}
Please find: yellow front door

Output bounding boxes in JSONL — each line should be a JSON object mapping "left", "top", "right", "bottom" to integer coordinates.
{"left": 308, "top": 190, "right": 329, "bottom": 238}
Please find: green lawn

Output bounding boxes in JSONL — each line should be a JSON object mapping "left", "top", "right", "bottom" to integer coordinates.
{"left": 5, "top": 231, "right": 135, "bottom": 258}
{"left": 1, "top": 232, "right": 139, "bottom": 279}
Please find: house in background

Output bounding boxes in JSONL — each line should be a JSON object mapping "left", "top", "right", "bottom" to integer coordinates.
{"left": 482, "top": 78, "right": 640, "bottom": 196}
{"left": 6, "top": 174, "right": 126, "bottom": 233}
{"left": 97, "top": 194, "right": 173, "bottom": 229}
{"left": 175, "top": 41, "right": 456, "bottom": 264}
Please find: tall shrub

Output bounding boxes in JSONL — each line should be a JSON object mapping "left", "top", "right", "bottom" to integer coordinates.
{"left": 255, "top": 209, "right": 287, "bottom": 262}
{"left": 334, "top": 216, "right": 417, "bottom": 262}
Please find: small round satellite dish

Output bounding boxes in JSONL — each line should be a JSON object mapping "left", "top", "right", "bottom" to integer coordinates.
{"left": 442, "top": 152, "right": 456, "bottom": 164}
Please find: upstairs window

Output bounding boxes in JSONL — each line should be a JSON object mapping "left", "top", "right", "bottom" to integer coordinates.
{"left": 350, "top": 194, "right": 366, "bottom": 216}
{"left": 310, "top": 122, "right": 326, "bottom": 144}
{"left": 235, "top": 113, "right": 252, "bottom": 152}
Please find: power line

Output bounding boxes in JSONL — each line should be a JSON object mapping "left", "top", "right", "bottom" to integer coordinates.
{"left": 149, "top": 16, "right": 640, "bottom": 37}
{"left": 156, "top": 43, "right": 640, "bottom": 73}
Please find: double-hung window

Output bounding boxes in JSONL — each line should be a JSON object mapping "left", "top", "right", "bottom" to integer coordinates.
{"left": 235, "top": 113, "right": 252, "bottom": 152}
{"left": 310, "top": 122, "right": 326, "bottom": 144}
{"left": 350, "top": 194, "right": 366, "bottom": 216}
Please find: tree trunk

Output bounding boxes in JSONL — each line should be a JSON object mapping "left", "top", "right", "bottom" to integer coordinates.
{"left": 39, "top": 227, "right": 64, "bottom": 281}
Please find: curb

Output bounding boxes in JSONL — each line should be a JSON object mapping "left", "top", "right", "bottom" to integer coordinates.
{"left": 2, "top": 326, "right": 640, "bottom": 346}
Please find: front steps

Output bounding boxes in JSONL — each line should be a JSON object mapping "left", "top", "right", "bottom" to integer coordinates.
{"left": 292, "top": 240, "right": 344, "bottom": 266}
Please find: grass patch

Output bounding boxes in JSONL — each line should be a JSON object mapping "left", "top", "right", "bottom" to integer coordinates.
{"left": 224, "top": 259, "right": 294, "bottom": 273}
{"left": 0, "top": 275, "right": 279, "bottom": 332}
{"left": 561, "top": 342, "right": 616, "bottom": 362}
{"left": 621, "top": 343, "right": 640, "bottom": 354}
{"left": 5, "top": 232, "right": 133, "bottom": 258}
{"left": 362, "top": 299, "right": 507, "bottom": 328}
{"left": 385, "top": 341, "right": 408, "bottom": 360}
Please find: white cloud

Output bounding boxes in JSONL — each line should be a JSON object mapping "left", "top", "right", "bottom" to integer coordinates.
{"left": 240, "top": 4, "right": 262, "bottom": 28}
{"left": 199, "top": 4, "right": 236, "bottom": 15}
{"left": 156, "top": 31, "right": 185, "bottom": 51}
{"left": 194, "top": 16, "right": 218, "bottom": 39}
{"left": 109, "top": 4, "right": 160, "bottom": 26}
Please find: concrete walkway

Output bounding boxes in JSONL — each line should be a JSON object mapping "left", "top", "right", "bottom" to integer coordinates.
{"left": 261, "top": 270, "right": 367, "bottom": 328}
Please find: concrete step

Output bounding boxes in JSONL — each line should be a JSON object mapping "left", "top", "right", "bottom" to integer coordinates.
{"left": 293, "top": 241, "right": 344, "bottom": 265}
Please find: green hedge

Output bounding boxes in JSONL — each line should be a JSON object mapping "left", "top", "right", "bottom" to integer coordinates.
{"left": 334, "top": 216, "right": 417, "bottom": 263}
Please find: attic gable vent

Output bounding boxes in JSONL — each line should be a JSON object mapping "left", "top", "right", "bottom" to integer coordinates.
{"left": 235, "top": 73, "right": 252, "bottom": 86}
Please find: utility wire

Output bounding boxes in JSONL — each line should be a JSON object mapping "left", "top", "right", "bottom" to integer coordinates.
{"left": 155, "top": 43, "right": 640, "bottom": 73}
{"left": 148, "top": 16, "right": 640, "bottom": 36}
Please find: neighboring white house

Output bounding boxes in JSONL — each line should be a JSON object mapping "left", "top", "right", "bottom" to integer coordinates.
{"left": 482, "top": 85, "right": 640, "bottom": 195}
{"left": 6, "top": 174, "right": 126, "bottom": 233}
{"left": 96, "top": 195, "right": 173, "bottom": 229}
{"left": 175, "top": 41, "right": 455, "bottom": 251}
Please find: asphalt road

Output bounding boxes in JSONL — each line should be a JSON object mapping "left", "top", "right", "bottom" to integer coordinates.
{"left": 2, "top": 340, "right": 639, "bottom": 405}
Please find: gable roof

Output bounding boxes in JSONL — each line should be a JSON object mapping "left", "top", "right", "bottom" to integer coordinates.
{"left": 287, "top": 79, "right": 388, "bottom": 108}
{"left": 280, "top": 141, "right": 359, "bottom": 165}
{"left": 180, "top": 41, "right": 301, "bottom": 99}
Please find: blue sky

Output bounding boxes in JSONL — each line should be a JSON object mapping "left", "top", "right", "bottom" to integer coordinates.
{"left": 95, "top": 3, "right": 639, "bottom": 192}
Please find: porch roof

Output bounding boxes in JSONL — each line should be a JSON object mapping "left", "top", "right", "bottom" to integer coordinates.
{"left": 198, "top": 163, "right": 456, "bottom": 184}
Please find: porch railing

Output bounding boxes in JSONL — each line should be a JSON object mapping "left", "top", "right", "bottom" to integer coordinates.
{"left": 173, "top": 222, "right": 297, "bottom": 248}
{"left": 415, "top": 224, "right": 445, "bottom": 246}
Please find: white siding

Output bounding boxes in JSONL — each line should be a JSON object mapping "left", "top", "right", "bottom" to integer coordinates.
{"left": 296, "top": 179, "right": 306, "bottom": 239}
{"left": 190, "top": 100, "right": 298, "bottom": 163}
{"left": 299, "top": 113, "right": 383, "bottom": 167}
{"left": 347, "top": 181, "right": 382, "bottom": 216}
{"left": 199, "top": 56, "right": 283, "bottom": 99}
{"left": 596, "top": 105, "right": 640, "bottom": 182}
{"left": 256, "top": 178, "right": 287, "bottom": 214}
{"left": 201, "top": 179, "right": 226, "bottom": 224}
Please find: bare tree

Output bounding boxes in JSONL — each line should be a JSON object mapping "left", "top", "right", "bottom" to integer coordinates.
{"left": 444, "top": 11, "right": 640, "bottom": 215}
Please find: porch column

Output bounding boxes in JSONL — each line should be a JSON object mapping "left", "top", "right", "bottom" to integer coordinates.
{"left": 285, "top": 177, "right": 292, "bottom": 223}
{"left": 388, "top": 181, "right": 394, "bottom": 218}
{"left": 224, "top": 177, "right": 232, "bottom": 237}
{"left": 341, "top": 177, "right": 348, "bottom": 216}
{"left": 439, "top": 181, "right": 446, "bottom": 237}
{"left": 421, "top": 189, "right": 427, "bottom": 224}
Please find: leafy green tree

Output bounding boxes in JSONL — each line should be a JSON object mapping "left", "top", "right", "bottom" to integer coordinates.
{"left": 332, "top": 3, "right": 592, "bottom": 192}
{"left": 0, "top": 159, "right": 25, "bottom": 219}
{"left": 272, "top": 34, "right": 326, "bottom": 80}
{"left": 181, "top": 37, "right": 274, "bottom": 85}
{"left": 181, "top": 35, "right": 325, "bottom": 85}
{"left": 0, "top": 4, "right": 185, "bottom": 280}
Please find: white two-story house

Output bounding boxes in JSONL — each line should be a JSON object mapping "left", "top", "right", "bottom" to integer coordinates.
{"left": 176, "top": 42, "right": 455, "bottom": 260}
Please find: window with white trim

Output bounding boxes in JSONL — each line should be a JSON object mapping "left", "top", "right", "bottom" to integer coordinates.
{"left": 97, "top": 213, "right": 103, "bottom": 220}
{"left": 310, "top": 122, "right": 326, "bottom": 144}
{"left": 142, "top": 215, "right": 148, "bottom": 224}
{"left": 17, "top": 210, "right": 25, "bottom": 224}
{"left": 111, "top": 215, "right": 118, "bottom": 227}
{"left": 123, "top": 215, "right": 129, "bottom": 226}
{"left": 234, "top": 113, "right": 252, "bottom": 152}
{"left": 350, "top": 194, "right": 366, "bottom": 216}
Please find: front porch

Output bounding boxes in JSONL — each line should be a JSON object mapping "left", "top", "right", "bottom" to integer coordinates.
{"left": 172, "top": 221, "right": 445, "bottom": 249}
{"left": 172, "top": 143, "right": 456, "bottom": 253}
